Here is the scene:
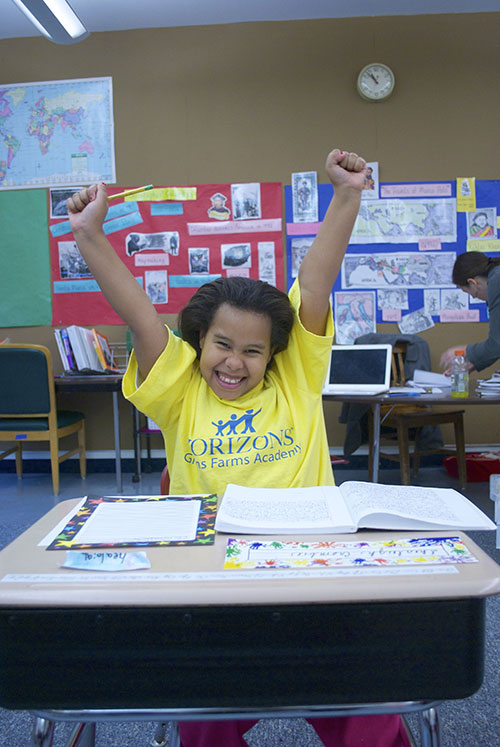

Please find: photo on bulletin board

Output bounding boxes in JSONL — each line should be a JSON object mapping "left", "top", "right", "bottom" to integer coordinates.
{"left": 48, "top": 182, "right": 284, "bottom": 325}
{"left": 361, "top": 161, "right": 379, "bottom": 199}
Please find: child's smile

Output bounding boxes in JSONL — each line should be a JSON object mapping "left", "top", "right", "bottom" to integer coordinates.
{"left": 199, "top": 303, "right": 273, "bottom": 400}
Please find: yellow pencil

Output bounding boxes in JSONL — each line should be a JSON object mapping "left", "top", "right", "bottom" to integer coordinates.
{"left": 108, "top": 184, "right": 154, "bottom": 201}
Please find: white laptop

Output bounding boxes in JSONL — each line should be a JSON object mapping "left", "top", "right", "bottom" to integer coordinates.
{"left": 322, "top": 344, "right": 392, "bottom": 396}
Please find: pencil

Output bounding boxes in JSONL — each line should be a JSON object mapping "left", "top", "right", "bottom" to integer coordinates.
{"left": 108, "top": 184, "right": 154, "bottom": 201}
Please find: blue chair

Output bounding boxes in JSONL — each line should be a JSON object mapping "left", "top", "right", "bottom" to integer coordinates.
{"left": 0, "top": 344, "right": 86, "bottom": 495}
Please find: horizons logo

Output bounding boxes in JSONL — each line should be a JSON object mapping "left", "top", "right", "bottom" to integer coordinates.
{"left": 184, "top": 408, "right": 301, "bottom": 470}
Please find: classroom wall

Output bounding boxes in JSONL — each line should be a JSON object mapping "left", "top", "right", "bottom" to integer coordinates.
{"left": 1, "top": 13, "right": 500, "bottom": 455}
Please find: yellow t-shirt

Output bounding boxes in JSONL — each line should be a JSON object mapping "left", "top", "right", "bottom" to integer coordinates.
{"left": 123, "top": 280, "right": 334, "bottom": 496}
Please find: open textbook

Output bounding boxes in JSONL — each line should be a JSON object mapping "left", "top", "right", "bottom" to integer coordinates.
{"left": 214, "top": 481, "right": 496, "bottom": 534}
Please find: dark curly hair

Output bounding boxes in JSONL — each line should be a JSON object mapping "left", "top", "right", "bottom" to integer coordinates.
{"left": 178, "top": 276, "right": 295, "bottom": 361}
{"left": 452, "top": 251, "right": 500, "bottom": 285}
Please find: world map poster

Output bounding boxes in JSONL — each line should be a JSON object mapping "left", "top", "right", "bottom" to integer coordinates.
{"left": 0, "top": 77, "right": 115, "bottom": 190}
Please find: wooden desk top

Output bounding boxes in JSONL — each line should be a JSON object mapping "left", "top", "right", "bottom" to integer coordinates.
{"left": 1, "top": 499, "right": 499, "bottom": 609}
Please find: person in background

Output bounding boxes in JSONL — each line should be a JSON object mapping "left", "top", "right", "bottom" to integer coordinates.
{"left": 440, "top": 251, "right": 500, "bottom": 374}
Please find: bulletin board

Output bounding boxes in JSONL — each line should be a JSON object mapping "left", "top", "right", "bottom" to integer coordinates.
{"left": 285, "top": 179, "right": 500, "bottom": 344}
{"left": 48, "top": 182, "right": 284, "bottom": 326}
{"left": 0, "top": 189, "right": 52, "bottom": 327}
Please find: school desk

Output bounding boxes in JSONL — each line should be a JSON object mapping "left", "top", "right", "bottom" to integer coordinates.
{"left": 0, "top": 500, "right": 499, "bottom": 747}
{"left": 323, "top": 391, "right": 500, "bottom": 483}
{"left": 54, "top": 374, "right": 124, "bottom": 492}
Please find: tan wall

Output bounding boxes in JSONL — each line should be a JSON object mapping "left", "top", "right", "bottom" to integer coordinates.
{"left": 1, "top": 13, "right": 500, "bottom": 453}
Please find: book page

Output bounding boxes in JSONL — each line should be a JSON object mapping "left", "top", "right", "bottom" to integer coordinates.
{"left": 340, "top": 481, "right": 493, "bottom": 528}
{"left": 216, "top": 484, "right": 353, "bottom": 531}
{"left": 72, "top": 500, "right": 202, "bottom": 544}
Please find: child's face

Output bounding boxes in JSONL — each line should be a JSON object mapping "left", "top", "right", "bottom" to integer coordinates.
{"left": 199, "top": 303, "right": 273, "bottom": 400}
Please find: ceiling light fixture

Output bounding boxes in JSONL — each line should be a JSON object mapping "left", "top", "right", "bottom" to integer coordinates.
{"left": 11, "top": 0, "right": 89, "bottom": 44}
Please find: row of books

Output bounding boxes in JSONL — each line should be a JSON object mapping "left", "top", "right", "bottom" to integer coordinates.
{"left": 54, "top": 325, "right": 121, "bottom": 374}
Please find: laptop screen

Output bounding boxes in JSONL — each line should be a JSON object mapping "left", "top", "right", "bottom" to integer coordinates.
{"left": 323, "top": 344, "right": 392, "bottom": 392}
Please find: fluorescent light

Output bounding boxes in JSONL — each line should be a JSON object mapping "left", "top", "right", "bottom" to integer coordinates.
{"left": 11, "top": 0, "right": 89, "bottom": 44}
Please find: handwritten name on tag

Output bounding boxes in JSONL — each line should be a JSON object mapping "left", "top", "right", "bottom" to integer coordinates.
{"left": 62, "top": 551, "right": 151, "bottom": 572}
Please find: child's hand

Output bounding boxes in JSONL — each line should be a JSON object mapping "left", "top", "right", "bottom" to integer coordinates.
{"left": 67, "top": 182, "right": 109, "bottom": 237}
{"left": 325, "top": 148, "right": 367, "bottom": 193}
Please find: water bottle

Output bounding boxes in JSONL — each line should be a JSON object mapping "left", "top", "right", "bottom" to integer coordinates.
{"left": 451, "top": 349, "right": 469, "bottom": 398}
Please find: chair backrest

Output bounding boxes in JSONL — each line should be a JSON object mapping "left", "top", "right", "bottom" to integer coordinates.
{"left": 0, "top": 344, "right": 56, "bottom": 417}
{"left": 391, "top": 343, "right": 407, "bottom": 387}
{"left": 160, "top": 464, "right": 170, "bottom": 494}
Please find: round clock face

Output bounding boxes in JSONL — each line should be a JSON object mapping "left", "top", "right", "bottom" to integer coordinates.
{"left": 357, "top": 63, "right": 395, "bottom": 102}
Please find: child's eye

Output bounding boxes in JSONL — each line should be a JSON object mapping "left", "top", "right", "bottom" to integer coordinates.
{"left": 217, "top": 341, "right": 230, "bottom": 349}
{"left": 246, "top": 349, "right": 261, "bottom": 356}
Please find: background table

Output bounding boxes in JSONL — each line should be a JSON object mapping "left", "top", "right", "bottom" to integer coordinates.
{"left": 55, "top": 375, "right": 124, "bottom": 492}
{"left": 1, "top": 500, "right": 499, "bottom": 747}
{"left": 323, "top": 392, "right": 500, "bottom": 482}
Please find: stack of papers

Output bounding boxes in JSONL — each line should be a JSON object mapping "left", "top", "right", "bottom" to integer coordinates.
{"left": 407, "top": 369, "right": 451, "bottom": 394}
{"left": 476, "top": 374, "right": 500, "bottom": 397}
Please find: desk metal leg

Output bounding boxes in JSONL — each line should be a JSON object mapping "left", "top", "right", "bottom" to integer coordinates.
{"left": 32, "top": 716, "right": 55, "bottom": 746}
{"left": 132, "top": 404, "right": 141, "bottom": 483}
{"left": 371, "top": 402, "right": 381, "bottom": 483}
{"left": 419, "top": 706, "right": 440, "bottom": 747}
{"left": 112, "top": 391, "right": 123, "bottom": 493}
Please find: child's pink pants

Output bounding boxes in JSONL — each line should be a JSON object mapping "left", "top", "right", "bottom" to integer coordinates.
{"left": 178, "top": 714, "right": 411, "bottom": 746}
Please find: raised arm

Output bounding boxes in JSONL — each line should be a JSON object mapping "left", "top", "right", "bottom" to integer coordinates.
{"left": 298, "top": 149, "right": 367, "bottom": 335}
{"left": 67, "top": 183, "right": 169, "bottom": 378}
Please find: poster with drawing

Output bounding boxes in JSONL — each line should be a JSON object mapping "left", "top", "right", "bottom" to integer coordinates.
{"left": 466, "top": 208, "right": 497, "bottom": 240}
{"left": 440, "top": 287, "right": 469, "bottom": 311}
{"left": 377, "top": 288, "right": 408, "bottom": 310}
{"left": 398, "top": 308, "right": 435, "bottom": 334}
{"left": 424, "top": 289, "right": 441, "bottom": 317}
{"left": 292, "top": 171, "right": 318, "bottom": 222}
{"left": 342, "top": 252, "right": 456, "bottom": 289}
{"left": 334, "top": 291, "right": 376, "bottom": 345}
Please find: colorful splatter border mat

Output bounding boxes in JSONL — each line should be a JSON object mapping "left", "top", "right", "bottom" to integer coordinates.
{"left": 47, "top": 494, "right": 217, "bottom": 550}
{"left": 224, "top": 536, "right": 477, "bottom": 570}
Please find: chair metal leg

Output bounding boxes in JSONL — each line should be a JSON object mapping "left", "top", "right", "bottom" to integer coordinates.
{"left": 32, "top": 717, "right": 55, "bottom": 746}
{"left": 67, "top": 722, "right": 96, "bottom": 746}
{"left": 151, "top": 721, "right": 168, "bottom": 746}
{"left": 168, "top": 721, "right": 180, "bottom": 747}
{"left": 419, "top": 706, "right": 440, "bottom": 747}
{"left": 150, "top": 721, "right": 179, "bottom": 747}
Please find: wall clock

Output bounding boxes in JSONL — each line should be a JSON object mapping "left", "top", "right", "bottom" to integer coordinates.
{"left": 357, "top": 63, "right": 395, "bottom": 102}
